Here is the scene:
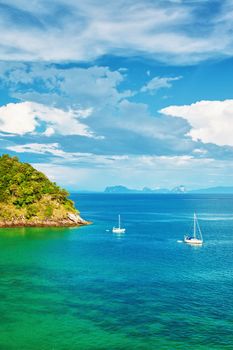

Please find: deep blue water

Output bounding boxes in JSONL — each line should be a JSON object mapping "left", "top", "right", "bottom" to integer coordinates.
{"left": 75, "top": 194, "right": 233, "bottom": 348}
{"left": 0, "top": 193, "right": 233, "bottom": 349}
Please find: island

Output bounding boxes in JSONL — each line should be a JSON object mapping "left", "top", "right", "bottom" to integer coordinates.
{"left": 104, "top": 185, "right": 233, "bottom": 194}
{"left": 0, "top": 154, "right": 90, "bottom": 227}
{"left": 104, "top": 185, "right": 186, "bottom": 194}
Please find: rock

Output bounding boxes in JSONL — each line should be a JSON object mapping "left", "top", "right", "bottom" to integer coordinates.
{"left": 67, "top": 213, "right": 89, "bottom": 225}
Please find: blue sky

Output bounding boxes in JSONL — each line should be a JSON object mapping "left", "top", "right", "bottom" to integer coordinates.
{"left": 1, "top": 0, "right": 233, "bottom": 190}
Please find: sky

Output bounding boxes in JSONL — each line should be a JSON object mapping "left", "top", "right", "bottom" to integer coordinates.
{"left": 1, "top": 0, "right": 233, "bottom": 190}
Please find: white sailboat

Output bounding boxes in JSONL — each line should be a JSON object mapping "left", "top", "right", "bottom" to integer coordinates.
{"left": 112, "top": 215, "right": 126, "bottom": 234}
{"left": 184, "top": 213, "right": 203, "bottom": 245}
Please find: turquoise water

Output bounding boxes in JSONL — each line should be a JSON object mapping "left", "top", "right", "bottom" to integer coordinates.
{"left": 0, "top": 194, "right": 233, "bottom": 349}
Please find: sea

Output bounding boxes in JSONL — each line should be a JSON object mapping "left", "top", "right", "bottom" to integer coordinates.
{"left": 0, "top": 193, "right": 233, "bottom": 350}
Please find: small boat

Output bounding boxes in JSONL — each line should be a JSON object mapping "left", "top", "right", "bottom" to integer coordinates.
{"left": 112, "top": 215, "right": 125, "bottom": 234}
{"left": 184, "top": 213, "right": 203, "bottom": 245}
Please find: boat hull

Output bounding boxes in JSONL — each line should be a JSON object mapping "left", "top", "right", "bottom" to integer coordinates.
{"left": 112, "top": 228, "right": 125, "bottom": 233}
{"left": 184, "top": 236, "right": 203, "bottom": 245}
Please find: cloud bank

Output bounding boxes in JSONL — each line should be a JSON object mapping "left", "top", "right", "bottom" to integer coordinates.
{"left": 0, "top": 101, "right": 97, "bottom": 137}
{"left": 0, "top": 0, "right": 232, "bottom": 64}
{"left": 0, "top": 63, "right": 188, "bottom": 157}
{"left": 160, "top": 99, "right": 233, "bottom": 147}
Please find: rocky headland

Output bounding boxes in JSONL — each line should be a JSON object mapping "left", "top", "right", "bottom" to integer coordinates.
{"left": 0, "top": 154, "right": 90, "bottom": 228}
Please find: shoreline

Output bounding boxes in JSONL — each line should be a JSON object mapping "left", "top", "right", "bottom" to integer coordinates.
{"left": 0, "top": 214, "right": 92, "bottom": 228}
{"left": 0, "top": 221, "right": 92, "bottom": 228}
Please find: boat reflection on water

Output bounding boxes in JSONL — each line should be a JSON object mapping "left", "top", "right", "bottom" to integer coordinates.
{"left": 113, "top": 230, "right": 126, "bottom": 239}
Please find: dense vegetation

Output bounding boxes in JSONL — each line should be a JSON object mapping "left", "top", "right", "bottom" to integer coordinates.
{"left": 0, "top": 154, "right": 77, "bottom": 223}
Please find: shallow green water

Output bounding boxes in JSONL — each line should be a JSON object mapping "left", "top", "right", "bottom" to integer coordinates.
{"left": 0, "top": 194, "right": 233, "bottom": 349}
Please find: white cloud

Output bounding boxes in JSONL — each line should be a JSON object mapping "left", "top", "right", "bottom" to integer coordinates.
{"left": 0, "top": 64, "right": 131, "bottom": 110}
{"left": 0, "top": 64, "right": 193, "bottom": 155}
{"left": 7, "top": 141, "right": 212, "bottom": 168}
{"left": 32, "top": 163, "right": 94, "bottom": 189}
{"left": 7, "top": 142, "right": 129, "bottom": 166}
{"left": 140, "top": 76, "right": 182, "bottom": 94}
{"left": 117, "top": 99, "right": 190, "bottom": 141}
{"left": 30, "top": 151, "right": 216, "bottom": 190}
{"left": 0, "top": 1, "right": 232, "bottom": 64}
{"left": 31, "top": 155, "right": 233, "bottom": 191}
{"left": 0, "top": 102, "right": 37, "bottom": 135}
{"left": 193, "top": 148, "right": 207, "bottom": 155}
{"left": 7, "top": 143, "right": 68, "bottom": 157}
{"left": 0, "top": 101, "right": 98, "bottom": 137}
{"left": 10, "top": 141, "right": 230, "bottom": 190}
{"left": 160, "top": 99, "right": 233, "bottom": 147}
{"left": 43, "top": 127, "right": 55, "bottom": 137}
{"left": 136, "top": 154, "right": 213, "bottom": 168}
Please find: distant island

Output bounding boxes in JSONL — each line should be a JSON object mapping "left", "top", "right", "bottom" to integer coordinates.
{"left": 104, "top": 185, "right": 233, "bottom": 194}
{"left": 190, "top": 186, "right": 233, "bottom": 194}
{"left": 0, "top": 154, "right": 89, "bottom": 228}
{"left": 104, "top": 185, "right": 187, "bottom": 193}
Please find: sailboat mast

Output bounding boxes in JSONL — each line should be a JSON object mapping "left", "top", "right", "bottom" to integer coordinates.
{"left": 194, "top": 213, "right": 196, "bottom": 238}
{"left": 197, "top": 217, "right": 203, "bottom": 241}
{"left": 118, "top": 215, "right": 121, "bottom": 229}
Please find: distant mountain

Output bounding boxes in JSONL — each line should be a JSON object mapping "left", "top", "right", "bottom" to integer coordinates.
{"left": 104, "top": 185, "right": 233, "bottom": 194}
{"left": 104, "top": 185, "right": 140, "bottom": 193}
{"left": 142, "top": 187, "right": 170, "bottom": 193}
{"left": 104, "top": 185, "right": 186, "bottom": 194}
{"left": 190, "top": 186, "right": 233, "bottom": 194}
{"left": 171, "top": 185, "right": 187, "bottom": 193}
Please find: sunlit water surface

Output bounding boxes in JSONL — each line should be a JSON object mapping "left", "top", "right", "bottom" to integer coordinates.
{"left": 0, "top": 194, "right": 233, "bottom": 349}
